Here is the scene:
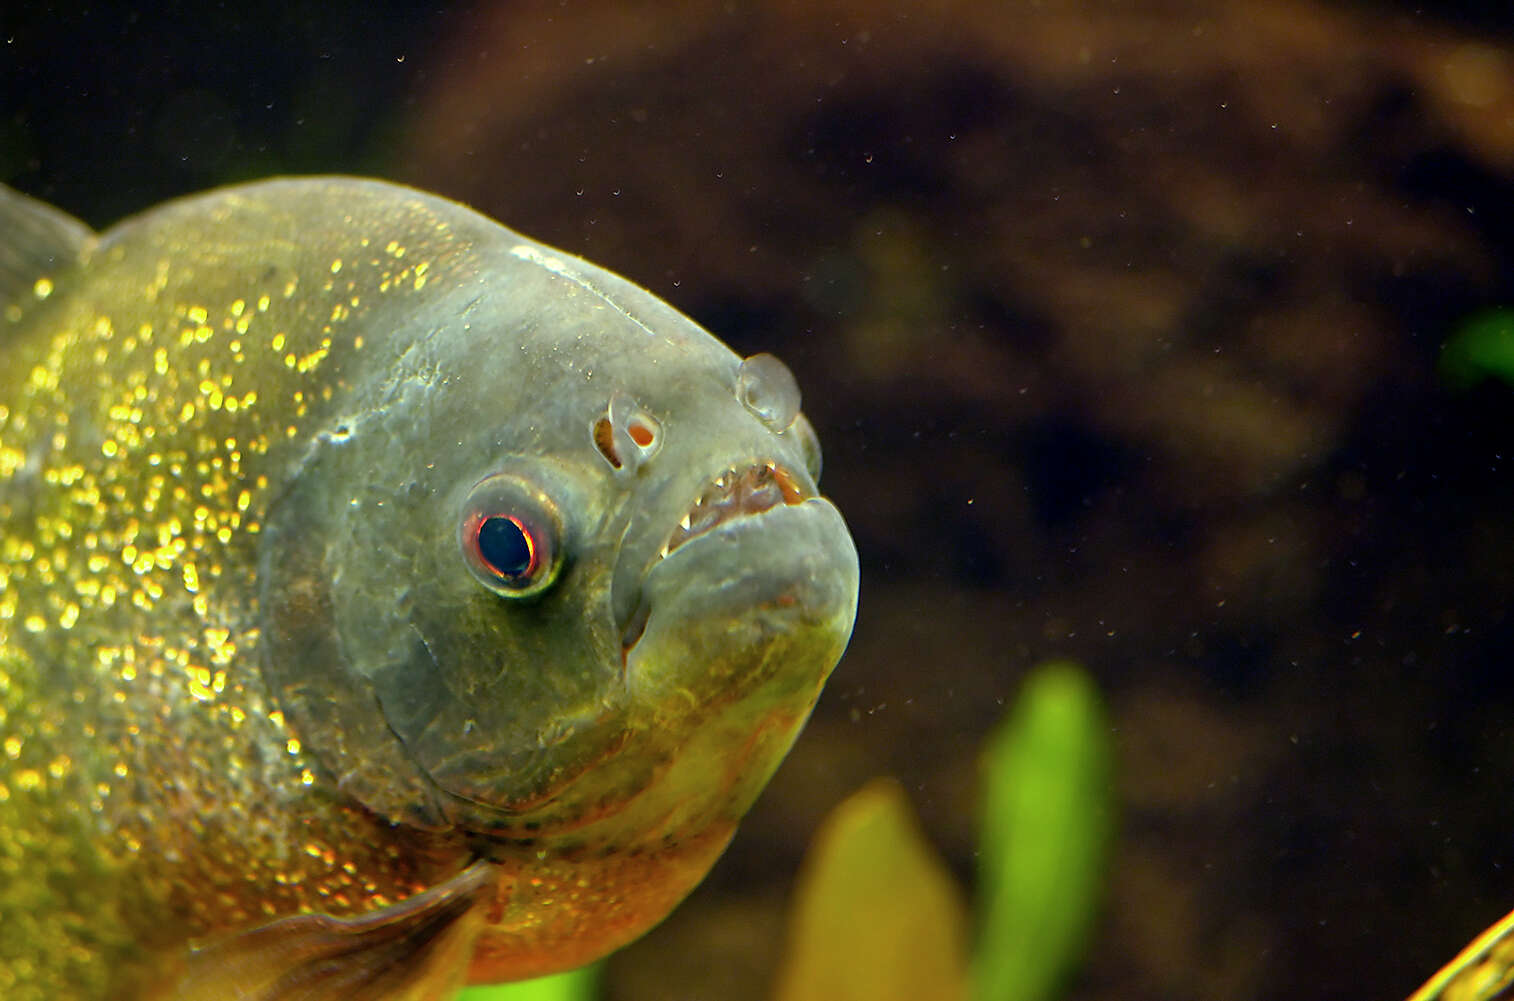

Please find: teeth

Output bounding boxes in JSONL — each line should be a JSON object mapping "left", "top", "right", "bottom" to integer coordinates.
{"left": 659, "top": 461, "right": 811, "bottom": 558}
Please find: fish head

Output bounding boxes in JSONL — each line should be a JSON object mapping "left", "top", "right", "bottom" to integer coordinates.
{"left": 258, "top": 233, "right": 859, "bottom": 856}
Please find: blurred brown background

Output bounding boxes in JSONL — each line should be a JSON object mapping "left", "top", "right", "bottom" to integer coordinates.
{"left": 7, "top": 1, "right": 1514, "bottom": 998}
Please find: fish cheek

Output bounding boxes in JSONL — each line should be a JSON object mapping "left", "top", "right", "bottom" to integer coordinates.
{"left": 257, "top": 428, "right": 449, "bottom": 830}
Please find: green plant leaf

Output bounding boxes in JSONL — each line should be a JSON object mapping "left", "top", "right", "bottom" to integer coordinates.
{"left": 456, "top": 964, "right": 598, "bottom": 1001}
{"left": 973, "top": 661, "right": 1114, "bottom": 1001}
{"left": 772, "top": 777, "right": 971, "bottom": 1001}
{"left": 1440, "top": 308, "right": 1514, "bottom": 390}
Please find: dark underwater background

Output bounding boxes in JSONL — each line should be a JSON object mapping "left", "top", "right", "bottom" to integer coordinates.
{"left": 6, "top": 2, "right": 1514, "bottom": 998}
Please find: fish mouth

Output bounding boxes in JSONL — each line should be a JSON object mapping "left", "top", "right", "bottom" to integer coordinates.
{"left": 618, "top": 461, "right": 812, "bottom": 656}
{"left": 659, "top": 461, "right": 811, "bottom": 558}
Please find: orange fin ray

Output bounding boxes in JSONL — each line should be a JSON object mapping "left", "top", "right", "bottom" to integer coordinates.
{"left": 169, "top": 861, "right": 495, "bottom": 1001}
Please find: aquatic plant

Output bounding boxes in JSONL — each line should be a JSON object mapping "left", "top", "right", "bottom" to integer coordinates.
{"left": 772, "top": 778, "right": 971, "bottom": 1001}
{"left": 457, "top": 965, "right": 597, "bottom": 1001}
{"left": 1440, "top": 308, "right": 1514, "bottom": 390}
{"left": 971, "top": 662, "right": 1114, "bottom": 1001}
{"left": 772, "top": 660, "right": 1113, "bottom": 1001}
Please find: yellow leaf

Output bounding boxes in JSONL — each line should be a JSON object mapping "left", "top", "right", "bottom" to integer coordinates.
{"left": 772, "top": 778, "right": 970, "bottom": 1001}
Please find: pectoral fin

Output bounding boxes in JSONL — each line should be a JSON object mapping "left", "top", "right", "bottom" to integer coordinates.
{"left": 170, "top": 861, "right": 495, "bottom": 1001}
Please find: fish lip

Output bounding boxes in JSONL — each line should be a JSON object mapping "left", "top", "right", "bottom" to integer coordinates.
{"left": 624, "top": 493, "right": 858, "bottom": 704}
{"left": 617, "top": 458, "right": 813, "bottom": 659}
{"left": 645, "top": 492, "right": 831, "bottom": 578}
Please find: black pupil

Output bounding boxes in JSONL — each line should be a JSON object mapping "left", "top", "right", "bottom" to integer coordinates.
{"left": 478, "top": 516, "right": 533, "bottom": 578}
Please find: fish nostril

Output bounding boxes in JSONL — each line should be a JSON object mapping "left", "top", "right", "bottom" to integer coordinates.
{"left": 593, "top": 391, "right": 662, "bottom": 475}
{"left": 627, "top": 420, "right": 655, "bottom": 447}
{"left": 592, "top": 417, "right": 623, "bottom": 469}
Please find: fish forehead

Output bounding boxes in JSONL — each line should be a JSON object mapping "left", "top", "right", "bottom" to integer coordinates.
{"left": 93, "top": 177, "right": 733, "bottom": 369}
{"left": 444, "top": 242, "right": 743, "bottom": 441}
{"left": 83, "top": 179, "right": 745, "bottom": 458}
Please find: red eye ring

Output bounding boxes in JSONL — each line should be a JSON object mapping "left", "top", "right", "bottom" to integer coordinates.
{"left": 460, "top": 474, "right": 563, "bottom": 598}
{"left": 474, "top": 514, "right": 539, "bottom": 581}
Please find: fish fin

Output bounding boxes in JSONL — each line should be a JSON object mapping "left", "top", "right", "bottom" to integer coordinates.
{"left": 170, "top": 861, "right": 495, "bottom": 1001}
{"left": 0, "top": 185, "right": 93, "bottom": 313}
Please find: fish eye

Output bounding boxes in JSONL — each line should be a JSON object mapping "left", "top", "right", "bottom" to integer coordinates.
{"left": 478, "top": 516, "right": 535, "bottom": 576}
{"left": 459, "top": 474, "right": 563, "bottom": 598}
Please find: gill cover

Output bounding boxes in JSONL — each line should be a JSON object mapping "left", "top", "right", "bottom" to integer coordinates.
{"left": 257, "top": 371, "right": 626, "bottom": 833}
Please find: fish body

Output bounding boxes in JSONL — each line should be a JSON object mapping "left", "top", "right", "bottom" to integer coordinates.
{"left": 0, "top": 178, "right": 858, "bottom": 1000}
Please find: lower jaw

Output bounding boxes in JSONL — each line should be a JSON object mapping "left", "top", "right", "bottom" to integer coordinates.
{"left": 462, "top": 696, "right": 815, "bottom": 981}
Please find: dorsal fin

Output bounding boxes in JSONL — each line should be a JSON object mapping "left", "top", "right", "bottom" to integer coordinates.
{"left": 0, "top": 184, "right": 93, "bottom": 313}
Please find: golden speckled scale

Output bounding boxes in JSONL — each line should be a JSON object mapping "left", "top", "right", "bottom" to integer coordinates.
{"left": 0, "top": 179, "right": 859, "bottom": 1000}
